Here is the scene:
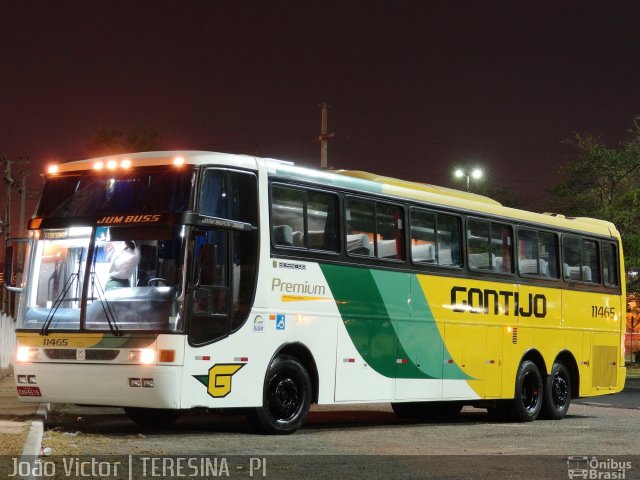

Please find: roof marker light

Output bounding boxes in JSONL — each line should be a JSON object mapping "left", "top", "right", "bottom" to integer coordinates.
{"left": 173, "top": 156, "right": 185, "bottom": 166}
{"left": 93, "top": 162, "right": 104, "bottom": 170}
{"left": 120, "top": 159, "right": 131, "bottom": 169}
{"left": 106, "top": 160, "right": 118, "bottom": 170}
{"left": 47, "top": 165, "right": 59, "bottom": 174}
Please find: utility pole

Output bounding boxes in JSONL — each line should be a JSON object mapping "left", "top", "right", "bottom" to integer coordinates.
{"left": 3, "top": 158, "right": 13, "bottom": 246}
{"left": 2, "top": 158, "right": 30, "bottom": 242}
{"left": 318, "top": 102, "right": 334, "bottom": 169}
{"left": 17, "top": 170, "right": 33, "bottom": 266}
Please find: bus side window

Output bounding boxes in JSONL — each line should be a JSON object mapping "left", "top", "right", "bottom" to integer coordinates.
{"left": 410, "top": 209, "right": 460, "bottom": 267}
{"left": 437, "top": 214, "right": 461, "bottom": 267}
{"left": 539, "top": 232, "right": 559, "bottom": 279}
{"left": 467, "top": 219, "right": 491, "bottom": 270}
{"left": 467, "top": 219, "right": 512, "bottom": 273}
{"left": 377, "top": 203, "right": 404, "bottom": 260}
{"left": 271, "top": 186, "right": 304, "bottom": 247}
{"left": 270, "top": 185, "right": 338, "bottom": 252}
{"left": 602, "top": 243, "right": 619, "bottom": 287}
{"left": 189, "top": 230, "right": 230, "bottom": 345}
{"left": 346, "top": 198, "right": 375, "bottom": 257}
{"left": 582, "top": 239, "right": 600, "bottom": 284}
{"left": 563, "top": 236, "right": 599, "bottom": 283}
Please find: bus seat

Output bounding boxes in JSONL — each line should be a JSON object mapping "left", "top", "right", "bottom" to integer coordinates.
{"left": 307, "top": 230, "right": 325, "bottom": 249}
{"left": 539, "top": 259, "right": 549, "bottom": 276}
{"left": 412, "top": 243, "right": 435, "bottom": 262}
{"left": 519, "top": 258, "right": 549, "bottom": 276}
{"left": 519, "top": 258, "right": 537, "bottom": 275}
{"left": 564, "top": 263, "right": 582, "bottom": 280}
{"left": 292, "top": 231, "right": 304, "bottom": 247}
{"left": 439, "top": 248, "right": 453, "bottom": 266}
{"left": 494, "top": 256, "right": 503, "bottom": 271}
{"left": 468, "top": 252, "right": 492, "bottom": 270}
{"left": 582, "top": 266, "right": 592, "bottom": 282}
{"left": 346, "top": 233, "right": 372, "bottom": 256}
{"left": 273, "top": 225, "right": 293, "bottom": 246}
{"left": 378, "top": 239, "right": 399, "bottom": 258}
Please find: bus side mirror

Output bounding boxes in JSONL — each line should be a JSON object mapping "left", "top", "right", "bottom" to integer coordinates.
{"left": 3, "top": 243, "right": 23, "bottom": 293}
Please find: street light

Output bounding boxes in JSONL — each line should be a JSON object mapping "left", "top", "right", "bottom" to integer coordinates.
{"left": 454, "top": 167, "right": 483, "bottom": 192}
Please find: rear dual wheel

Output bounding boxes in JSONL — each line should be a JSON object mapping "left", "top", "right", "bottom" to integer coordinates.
{"left": 509, "top": 360, "right": 544, "bottom": 421}
{"left": 541, "top": 362, "right": 571, "bottom": 420}
{"left": 490, "top": 360, "right": 571, "bottom": 422}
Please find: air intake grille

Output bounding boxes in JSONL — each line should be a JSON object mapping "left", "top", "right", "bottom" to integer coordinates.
{"left": 44, "top": 349, "right": 120, "bottom": 361}
{"left": 44, "top": 349, "right": 76, "bottom": 360}
{"left": 86, "top": 349, "right": 119, "bottom": 361}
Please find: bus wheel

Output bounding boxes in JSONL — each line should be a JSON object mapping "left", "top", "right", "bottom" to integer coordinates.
{"left": 541, "top": 362, "right": 571, "bottom": 420}
{"left": 509, "top": 360, "right": 543, "bottom": 422}
{"left": 249, "top": 355, "right": 311, "bottom": 435}
{"left": 124, "top": 407, "right": 181, "bottom": 428}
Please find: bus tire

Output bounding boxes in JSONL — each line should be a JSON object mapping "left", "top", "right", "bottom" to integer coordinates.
{"left": 249, "top": 355, "right": 311, "bottom": 435}
{"left": 508, "top": 360, "right": 543, "bottom": 422}
{"left": 541, "top": 362, "right": 571, "bottom": 420}
{"left": 124, "top": 407, "right": 181, "bottom": 428}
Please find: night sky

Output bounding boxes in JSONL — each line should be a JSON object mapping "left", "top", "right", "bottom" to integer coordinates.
{"left": 3, "top": 1, "right": 640, "bottom": 234}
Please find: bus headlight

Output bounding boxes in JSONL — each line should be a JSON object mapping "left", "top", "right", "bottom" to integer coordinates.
{"left": 129, "top": 349, "right": 156, "bottom": 365}
{"left": 16, "top": 347, "right": 38, "bottom": 363}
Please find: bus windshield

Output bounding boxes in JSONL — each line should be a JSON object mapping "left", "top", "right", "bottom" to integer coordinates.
{"left": 18, "top": 225, "right": 186, "bottom": 333}
{"left": 36, "top": 169, "right": 194, "bottom": 218}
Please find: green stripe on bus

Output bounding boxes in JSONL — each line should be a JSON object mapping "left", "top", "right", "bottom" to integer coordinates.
{"left": 320, "top": 264, "right": 470, "bottom": 380}
{"left": 94, "top": 335, "right": 157, "bottom": 348}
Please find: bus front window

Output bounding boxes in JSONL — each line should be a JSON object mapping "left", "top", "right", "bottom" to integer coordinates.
{"left": 20, "top": 225, "right": 187, "bottom": 332}
{"left": 21, "top": 228, "right": 92, "bottom": 330}
{"left": 85, "top": 225, "right": 186, "bottom": 331}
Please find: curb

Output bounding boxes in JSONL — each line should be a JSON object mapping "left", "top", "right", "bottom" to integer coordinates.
{"left": 20, "top": 403, "right": 49, "bottom": 459}
{"left": 21, "top": 419, "right": 44, "bottom": 457}
{"left": 18, "top": 417, "right": 45, "bottom": 480}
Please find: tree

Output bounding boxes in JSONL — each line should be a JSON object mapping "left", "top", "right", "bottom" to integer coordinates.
{"left": 85, "top": 128, "right": 162, "bottom": 157}
{"left": 548, "top": 116, "right": 640, "bottom": 275}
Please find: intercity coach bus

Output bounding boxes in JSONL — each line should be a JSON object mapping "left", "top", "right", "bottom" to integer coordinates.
{"left": 8, "top": 151, "right": 626, "bottom": 434}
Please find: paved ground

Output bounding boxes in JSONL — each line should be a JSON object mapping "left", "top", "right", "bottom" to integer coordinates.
{"left": 1, "top": 372, "right": 638, "bottom": 479}
{"left": 0, "top": 373, "right": 42, "bottom": 455}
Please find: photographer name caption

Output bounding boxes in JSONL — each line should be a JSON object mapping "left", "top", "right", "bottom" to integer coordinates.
{"left": 9, "top": 456, "right": 268, "bottom": 478}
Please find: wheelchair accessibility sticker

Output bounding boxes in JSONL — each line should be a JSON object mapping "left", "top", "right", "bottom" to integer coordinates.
{"left": 276, "top": 314, "right": 286, "bottom": 330}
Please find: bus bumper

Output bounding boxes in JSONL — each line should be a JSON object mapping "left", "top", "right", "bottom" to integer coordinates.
{"left": 14, "top": 363, "right": 182, "bottom": 409}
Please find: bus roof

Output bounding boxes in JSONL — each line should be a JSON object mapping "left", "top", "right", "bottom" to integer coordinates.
{"left": 48, "top": 150, "right": 619, "bottom": 239}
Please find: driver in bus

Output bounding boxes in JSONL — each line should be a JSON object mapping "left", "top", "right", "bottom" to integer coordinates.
{"left": 105, "top": 241, "right": 140, "bottom": 290}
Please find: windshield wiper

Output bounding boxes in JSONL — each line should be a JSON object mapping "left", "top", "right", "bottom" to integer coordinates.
{"left": 40, "top": 271, "right": 79, "bottom": 336}
{"left": 89, "top": 252, "right": 121, "bottom": 336}
{"left": 41, "top": 249, "right": 85, "bottom": 336}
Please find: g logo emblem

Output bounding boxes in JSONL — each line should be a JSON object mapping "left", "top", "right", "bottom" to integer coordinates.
{"left": 207, "top": 363, "right": 245, "bottom": 398}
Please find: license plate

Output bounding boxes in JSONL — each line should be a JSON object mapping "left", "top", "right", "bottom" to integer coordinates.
{"left": 17, "top": 386, "right": 42, "bottom": 397}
